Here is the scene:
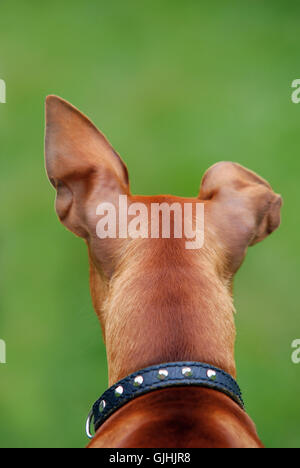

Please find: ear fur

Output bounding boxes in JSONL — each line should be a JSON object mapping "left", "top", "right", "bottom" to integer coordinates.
{"left": 45, "top": 95, "right": 129, "bottom": 238}
{"left": 199, "top": 162, "right": 282, "bottom": 271}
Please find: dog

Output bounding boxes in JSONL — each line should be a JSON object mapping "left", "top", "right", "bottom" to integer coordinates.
{"left": 45, "top": 95, "right": 282, "bottom": 448}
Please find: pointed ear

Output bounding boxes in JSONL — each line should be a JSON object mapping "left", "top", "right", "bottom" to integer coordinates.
{"left": 45, "top": 96, "right": 130, "bottom": 238}
{"left": 199, "top": 162, "right": 282, "bottom": 272}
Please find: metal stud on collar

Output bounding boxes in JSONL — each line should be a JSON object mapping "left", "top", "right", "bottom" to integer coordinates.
{"left": 182, "top": 367, "right": 193, "bottom": 377}
{"left": 157, "top": 369, "right": 169, "bottom": 380}
{"left": 115, "top": 385, "right": 124, "bottom": 397}
{"left": 207, "top": 369, "right": 217, "bottom": 381}
{"left": 99, "top": 400, "right": 106, "bottom": 413}
{"left": 133, "top": 375, "right": 144, "bottom": 387}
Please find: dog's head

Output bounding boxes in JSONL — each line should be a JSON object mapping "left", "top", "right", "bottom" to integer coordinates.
{"left": 45, "top": 96, "right": 282, "bottom": 381}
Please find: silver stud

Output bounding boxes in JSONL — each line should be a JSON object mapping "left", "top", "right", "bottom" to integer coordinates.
{"left": 133, "top": 375, "right": 144, "bottom": 387}
{"left": 207, "top": 369, "right": 217, "bottom": 381}
{"left": 99, "top": 400, "right": 106, "bottom": 413}
{"left": 182, "top": 367, "right": 193, "bottom": 377}
{"left": 157, "top": 369, "right": 169, "bottom": 380}
{"left": 115, "top": 385, "right": 124, "bottom": 397}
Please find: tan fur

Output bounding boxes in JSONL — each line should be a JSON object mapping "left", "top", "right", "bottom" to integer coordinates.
{"left": 45, "top": 96, "right": 282, "bottom": 447}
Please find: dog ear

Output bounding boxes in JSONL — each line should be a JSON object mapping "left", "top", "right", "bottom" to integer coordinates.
{"left": 199, "top": 162, "right": 282, "bottom": 272}
{"left": 45, "top": 96, "right": 129, "bottom": 238}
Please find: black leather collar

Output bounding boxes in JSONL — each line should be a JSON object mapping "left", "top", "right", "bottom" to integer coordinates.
{"left": 86, "top": 361, "right": 244, "bottom": 438}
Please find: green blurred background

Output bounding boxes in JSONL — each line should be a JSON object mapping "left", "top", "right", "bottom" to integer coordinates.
{"left": 0, "top": 0, "right": 299, "bottom": 448}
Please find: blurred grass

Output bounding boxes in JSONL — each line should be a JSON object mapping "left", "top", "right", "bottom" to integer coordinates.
{"left": 0, "top": 0, "right": 299, "bottom": 447}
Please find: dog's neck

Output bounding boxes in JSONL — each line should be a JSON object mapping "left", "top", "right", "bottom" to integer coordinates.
{"left": 89, "top": 235, "right": 237, "bottom": 386}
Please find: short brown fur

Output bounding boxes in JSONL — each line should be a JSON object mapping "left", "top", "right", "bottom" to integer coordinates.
{"left": 45, "top": 96, "right": 282, "bottom": 448}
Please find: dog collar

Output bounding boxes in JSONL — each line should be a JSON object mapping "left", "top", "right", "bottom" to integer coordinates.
{"left": 86, "top": 361, "right": 244, "bottom": 439}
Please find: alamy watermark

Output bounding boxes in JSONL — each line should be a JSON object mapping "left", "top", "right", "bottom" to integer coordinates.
{"left": 0, "top": 339, "right": 6, "bottom": 364}
{"left": 96, "top": 195, "right": 205, "bottom": 250}
{"left": 0, "top": 79, "right": 6, "bottom": 103}
{"left": 291, "top": 339, "right": 300, "bottom": 364}
{"left": 291, "top": 79, "right": 300, "bottom": 104}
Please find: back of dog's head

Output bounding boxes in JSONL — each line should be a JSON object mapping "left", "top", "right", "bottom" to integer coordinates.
{"left": 45, "top": 96, "right": 282, "bottom": 383}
